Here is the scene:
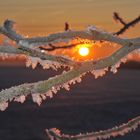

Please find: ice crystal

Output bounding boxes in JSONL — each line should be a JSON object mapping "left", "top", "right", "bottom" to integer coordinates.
{"left": 31, "top": 86, "right": 61, "bottom": 106}
{"left": 32, "top": 94, "right": 42, "bottom": 106}
{"left": 69, "top": 73, "right": 85, "bottom": 85}
{"left": 132, "top": 49, "right": 140, "bottom": 58}
{"left": 62, "top": 82, "right": 70, "bottom": 91}
{"left": 110, "top": 57, "right": 127, "bottom": 74}
{"left": 51, "top": 86, "right": 58, "bottom": 94}
{"left": 61, "top": 74, "right": 84, "bottom": 91}
{"left": 40, "top": 94, "right": 47, "bottom": 100}
{"left": 48, "top": 128, "right": 61, "bottom": 135}
{"left": 86, "top": 25, "right": 107, "bottom": 35}
{"left": 46, "top": 90, "right": 53, "bottom": 98}
{"left": 26, "top": 56, "right": 40, "bottom": 69}
{"left": 0, "top": 53, "right": 17, "bottom": 60}
{"left": 50, "top": 38, "right": 71, "bottom": 45}
{"left": 110, "top": 62, "right": 120, "bottom": 74}
{"left": 40, "top": 60, "right": 61, "bottom": 71}
{"left": 14, "top": 95, "right": 26, "bottom": 103}
{"left": 0, "top": 102, "right": 8, "bottom": 111}
{"left": 91, "top": 68, "right": 108, "bottom": 78}
{"left": 31, "top": 74, "right": 84, "bottom": 106}
{"left": 86, "top": 25, "right": 99, "bottom": 32}
{"left": 26, "top": 56, "right": 63, "bottom": 70}
{"left": 46, "top": 86, "right": 61, "bottom": 97}
{"left": 39, "top": 60, "right": 50, "bottom": 69}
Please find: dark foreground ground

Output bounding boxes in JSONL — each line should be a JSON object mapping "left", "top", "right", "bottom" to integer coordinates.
{"left": 0, "top": 61, "right": 140, "bottom": 140}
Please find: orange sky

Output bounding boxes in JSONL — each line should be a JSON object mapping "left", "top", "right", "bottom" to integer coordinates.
{"left": 0, "top": 0, "right": 140, "bottom": 37}
{"left": 0, "top": 0, "right": 140, "bottom": 63}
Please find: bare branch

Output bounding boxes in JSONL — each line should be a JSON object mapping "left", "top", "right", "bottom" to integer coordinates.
{"left": 113, "top": 12, "right": 126, "bottom": 26}
{"left": 39, "top": 43, "right": 80, "bottom": 51}
{"left": 114, "top": 13, "right": 140, "bottom": 35}
{"left": 64, "top": 22, "right": 70, "bottom": 31}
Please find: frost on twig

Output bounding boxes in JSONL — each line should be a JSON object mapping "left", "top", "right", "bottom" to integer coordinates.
{"left": 25, "top": 56, "right": 66, "bottom": 70}
{"left": 0, "top": 19, "right": 140, "bottom": 139}
{"left": 0, "top": 19, "right": 140, "bottom": 108}
{"left": 46, "top": 116, "right": 140, "bottom": 140}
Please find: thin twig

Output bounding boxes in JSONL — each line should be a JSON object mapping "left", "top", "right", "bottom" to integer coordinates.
{"left": 65, "top": 22, "right": 70, "bottom": 31}
{"left": 113, "top": 12, "right": 126, "bottom": 26}
{"left": 39, "top": 43, "right": 81, "bottom": 51}
{"left": 113, "top": 12, "right": 140, "bottom": 35}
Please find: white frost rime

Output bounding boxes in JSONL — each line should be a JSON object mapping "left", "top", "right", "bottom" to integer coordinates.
{"left": 91, "top": 68, "right": 108, "bottom": 78}
{"left": 110, "top": 57, "right": 127, "bottom": 74}
{"left": 14, "top": 95, "right": 26, "bottom": 103}
{"left": 26, "top": 56, "right": 64, "bottom": 70}
{"left": 0, "top": 18, "right": 140, "bottom": 140}
{"left": 0, "top": 102, "right": 8, "bottom": 111}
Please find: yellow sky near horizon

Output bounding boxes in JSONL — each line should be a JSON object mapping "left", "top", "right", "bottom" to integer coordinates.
{"left": 0, "top": 0, "right": 140, "bottom": 37}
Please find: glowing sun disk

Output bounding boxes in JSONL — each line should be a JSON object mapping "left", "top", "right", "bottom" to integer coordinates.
{"left": 78, "top": 46, "right": 89, "bottom": 56}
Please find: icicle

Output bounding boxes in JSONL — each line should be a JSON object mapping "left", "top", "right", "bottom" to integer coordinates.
{"left": 14, "top": 95, "right": 26, "bottom": 103}
{"left": 0, "top": 102, "right": 8, "bottom": 111}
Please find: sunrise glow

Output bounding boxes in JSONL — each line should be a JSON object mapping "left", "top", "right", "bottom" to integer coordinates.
{"left": 78, "top": 45, "right": 89, "bottom": 56}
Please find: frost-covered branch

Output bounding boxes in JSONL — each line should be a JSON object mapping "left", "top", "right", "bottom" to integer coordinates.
{"left": 0, "top": 39, "right": 139, "bottom": 109}
{"left": 0, "top": 19, "right": 140, "bottom": 139}
{"left": 0, "top": 19, "right": 140, "bottom": 108}
{"left": 46, "top": 116, "right": 140, "bottom": 140}
{"left": 0, "top": 19, "right": 24, "bottom": 42}
{"left": 0, "top": 45, "right": 21, "bottom": 54}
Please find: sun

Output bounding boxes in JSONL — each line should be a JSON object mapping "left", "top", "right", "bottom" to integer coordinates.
{"left": 78, "top": 45, "right": 89, "bottom": 56}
